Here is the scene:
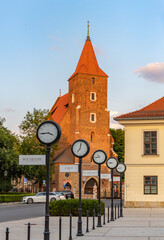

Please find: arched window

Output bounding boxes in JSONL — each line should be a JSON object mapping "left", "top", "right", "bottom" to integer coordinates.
{"left": 91, "top": 131, "right": 94, "bottom": 142}
{"left": 84, "top": 178, "right": 97, "bottom": 194}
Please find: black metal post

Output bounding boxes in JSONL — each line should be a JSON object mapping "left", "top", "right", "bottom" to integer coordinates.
{"left": 59, "top": 217, "right": 62, "bottom": 240}
{"left": 120, "top": 173, "right": 123, "bottom": 217}
{"left": 107, "top": 206, "right": 110, "bottom": 223}
{"left": 68, "top": 213, "right": 72, "bottom": 240}
{"left": 103, "top": 207, "right": 105, "bottom": 225}
{"left": 44, "top": 145, "right": 51, "bottom": 240}
{"left": 76, "top": 157, "right": 83, "bottom": 236}
{"left": 111, "top": 169, "right": 114, "bottom": 221}
{"left": 86, "top": 210, "right": 89, "bottom": 232}
{"left": 97, "top": 164, "right": 102, "bottom": 227}
{"left": 6, "top": 227, "right": 9, "bottom": 240}
{"left": 92, "top": 207, "right": 95, "bottom": 230}
{"left": 115, "top": 205, "right": 116, "bottom": 220}
{"left": 27, "top": 222, "right": 31, "bottom": 240}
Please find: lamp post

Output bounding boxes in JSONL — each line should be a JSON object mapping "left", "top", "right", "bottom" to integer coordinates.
{"left": 92, "top": 150, "right": 107, "bottom": 227}
{"left": 106, "top": 157, "right": 118, "bottom": 221}
{"left": 4, "top": 170, "right": 8, "bottom": 194}
{"left": 71, "top": 139, "right": 90, "bottom": 236}
{"left": 116, "top": 162, "right": 126, "bottom": 217}
{"left": 36, "top": 120, "right": 61, "bottom": 240}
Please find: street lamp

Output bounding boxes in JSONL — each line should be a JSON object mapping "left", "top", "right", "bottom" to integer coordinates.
{"left": 116, "top": 162, "right": 126, "bottom": 217}
{"left": 71, "top": 139, "right": 90, "bottom": 236}
{"left": 37, "top": 120, "right": 61, "bottom": 240}
{"left": 92, "top": 150, "right": 107, "bottom": 227}
{"left": 106, "top": 157, "right": 118, "bottom": 221}
{"left": 4, "top": 170, "right": 8, "bottom": 194}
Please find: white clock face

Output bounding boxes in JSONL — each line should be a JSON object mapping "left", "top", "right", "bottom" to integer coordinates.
{"left": 72, "top": 140, "right": 89, "bottom": 158}
{"left": 37, "top": 121, "right": 60, "bottom": 145}
{"left": 106, "top": 157, "right": 118, "bottom": 169}
{"left": 116, "top": 163, "right": 126, "bottom": 173}
{"left": 92, "top": 150, "right": 107, "bottom": 165}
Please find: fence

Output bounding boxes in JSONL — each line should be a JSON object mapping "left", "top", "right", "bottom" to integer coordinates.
{"left": 2, "top": 202, "right": 123, "bottom": 240}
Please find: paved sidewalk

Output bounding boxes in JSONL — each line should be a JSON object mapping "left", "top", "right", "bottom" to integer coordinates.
{"left": 1, "top": 208, "right": 164, "bottom": 240}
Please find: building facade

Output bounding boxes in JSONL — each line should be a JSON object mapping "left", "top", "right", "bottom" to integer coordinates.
{"left": 50, "top": 30, "right": 118, "bottom": 198}
{"left": 115, "top": 97, "right": 164, "bottom": 207}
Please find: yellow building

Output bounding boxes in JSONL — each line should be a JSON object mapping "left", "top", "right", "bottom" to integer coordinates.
{"left": 115, "top": 97, "right": 164, "bottom": 207}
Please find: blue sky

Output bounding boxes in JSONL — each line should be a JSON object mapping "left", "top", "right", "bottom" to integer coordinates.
{"left": 1, "top": 0, "right": 164, "bottom": 133}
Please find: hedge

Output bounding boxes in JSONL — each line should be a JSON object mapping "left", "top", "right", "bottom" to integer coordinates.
{"left": 49, "top": 199, "right": 105, "bottom": 216}
{"left": 0, "top": 193, "right": 35, "bottom": 203}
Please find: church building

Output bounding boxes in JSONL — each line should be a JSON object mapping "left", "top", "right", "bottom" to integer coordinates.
{"left": 50, "top": 26, "right": 117, "bottom": 198}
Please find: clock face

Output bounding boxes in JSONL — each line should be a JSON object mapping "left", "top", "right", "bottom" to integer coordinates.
{"left": 92, "top": 150, "right": 107, "bottom": 165}
{"left": 71, "top": 139, "right": 90, "bottom": 158}
{"left": 116, "top": 163, "right": 126, "bottom": 173}
{"left": 106, "top": 157, "right": 118, "bottom": 169}
{"left": 37, "top": 121, "right": 61, "bottom": 145}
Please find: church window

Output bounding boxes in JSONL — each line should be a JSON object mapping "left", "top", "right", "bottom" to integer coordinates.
{"left": 72, "top": 94, "right": 75, "bottom": 103}
{"left": 91, "top": 131, "right": 94, "bottom": 141}
{"left": 90, "top": 92, "right": 96, "bottom": 101}
{"left": 90, "top": 113, "right": 96, "bottom": 123}
{"left": 92, "top": 77, "right": 95, "bottom": 84}
{"left": 144, "top": 176, "right": 157, "bottom": 194}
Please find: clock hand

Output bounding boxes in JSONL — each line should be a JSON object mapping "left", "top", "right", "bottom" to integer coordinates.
{"left": 95, "top": 154, "right": 100, "bottom": 158}
{"left": 40, "top": 132, "right": 54, "bottom": 136}
{"left": 77, "top": 143, "right": 82, "bottom": 152}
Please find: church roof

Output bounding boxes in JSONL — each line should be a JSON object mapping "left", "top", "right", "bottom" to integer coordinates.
{"left": 50, "top": 93, "right": 69, "bottom": 123}
{"left": 115, "top": 96, "right": 164, "bottom": 120}
{"left": 68, "top": 37, "right": 108, "bottom": 80}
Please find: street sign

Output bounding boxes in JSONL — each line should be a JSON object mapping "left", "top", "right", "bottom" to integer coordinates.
{"left": 19, "top": 155, "right": 46, "bottom": 165}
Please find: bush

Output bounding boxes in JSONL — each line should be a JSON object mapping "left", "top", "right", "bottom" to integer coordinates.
{"left": 0, "top": 193, "right": 35, "bottom": 203}
{"left": 49, "top": 199, "right": 105, "bottom": 216}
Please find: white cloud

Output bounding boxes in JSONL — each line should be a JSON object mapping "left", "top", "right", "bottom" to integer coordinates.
{"left": 3, "top": 108, "right": 15, "bottom": 112}
{"left": 110, "top": 111, "right": 124, "bottom": 129}
{"left": 93, "top": 44, "right": 104, "bottom": 56}
{"left": 134, "top": 62, "right": 164, "bottom": 83}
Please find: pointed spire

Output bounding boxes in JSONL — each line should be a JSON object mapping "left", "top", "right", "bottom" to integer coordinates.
{"left": 87, "top": 21, "right": 90, "bottom": 41}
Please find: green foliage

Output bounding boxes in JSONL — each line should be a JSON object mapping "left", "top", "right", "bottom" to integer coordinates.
{"left": 0, "top": 193, "right": 35, "bottom": 202}
{"left": 110, "top": 128, "right": 124, "bottom": 162}
{"left": 0, "top": 117, "right": 21, "bottom": 191}
{"left": 49, "top": 199, "right": 105, "bottom": 216}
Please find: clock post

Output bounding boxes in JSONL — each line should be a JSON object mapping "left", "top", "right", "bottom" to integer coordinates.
{"left": 71, "top": 139, "right": 90, "bottom": 236}
{"left": 116, "top": 162, "right": 126, "bottom": 217}
{"left": 36, "top": 120, "right": 61, "bottom": 240}
{"left": 92, "top": 150, "right": 107, "bottom": 227}
{"left": 106, "top": 157, "right": 118, "bottom": 221}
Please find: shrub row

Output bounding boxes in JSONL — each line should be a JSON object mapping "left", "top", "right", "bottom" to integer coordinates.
{"left": 49, "top": 199, "right": 105, "bottom": 216}
{"left": 0, "top": 193, "right": 35, "bottom": 203}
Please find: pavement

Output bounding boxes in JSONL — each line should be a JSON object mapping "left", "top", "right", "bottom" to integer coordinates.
{"left": 1, "top": 208, "right": 164, "bottom": 240}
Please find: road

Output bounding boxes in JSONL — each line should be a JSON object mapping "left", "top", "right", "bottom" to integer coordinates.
{"left": 0, "top": 199, "right": 123, "bottom": 223}
{"left": 0, "top": 203, "right": 45, "bottom": 222}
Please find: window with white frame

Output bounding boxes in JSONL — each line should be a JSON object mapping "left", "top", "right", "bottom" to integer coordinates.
{"left": 90, "top": 113, "right": 96, "bottom": 123}
{"left": 90, "top": 92, "right": 96, "bottom": 101}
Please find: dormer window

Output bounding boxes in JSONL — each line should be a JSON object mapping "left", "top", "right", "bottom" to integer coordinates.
{"left": 90, "top": 92, "right": 96, "bottom": 101}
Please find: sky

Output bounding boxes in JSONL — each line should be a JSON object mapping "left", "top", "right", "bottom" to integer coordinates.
{"left": 1, "top": 0, "right": 164, "bottom": 133}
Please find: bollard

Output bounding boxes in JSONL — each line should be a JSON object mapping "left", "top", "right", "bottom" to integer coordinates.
{"left": 92, "top": 208, "right": 95, "bottom": 230}
{"left": 68, "top": 213, "right": 72, "bottom": 240}
{"left": 115, "top": 205, "right": 116, "bottom": 220}
{"left": 103, "top": 207, "right": 105, "bottom": 225}
{"left": 27, "top": 222, "right": 31, "bottom": 240}
{"left": 86, "top": 210, "right": 89, "bottom": 233}
{"left": 118, "top": 204, "right": 120, "bottom": 218}
{"left": 59, "top": 217, "right": 62, "bottom": 240}
{"left": 6, "top": 227, "right": 9, "bottom": 240}
{"left": 107, "top": 206, "right": 110, "bottom": 223}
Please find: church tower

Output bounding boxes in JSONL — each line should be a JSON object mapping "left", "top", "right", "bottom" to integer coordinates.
{"left": 51, "top": 24, "right": 115, "bottom": 197}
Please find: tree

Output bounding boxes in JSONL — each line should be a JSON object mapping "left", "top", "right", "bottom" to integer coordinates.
{"left": 110, "top": 128, "right": 124, "bottom": 162}
{"left": 19, "top": 108, "right": 57, "bottom": 190}
{"left": 0, "top": 117, "right": 21, "bottom": 191}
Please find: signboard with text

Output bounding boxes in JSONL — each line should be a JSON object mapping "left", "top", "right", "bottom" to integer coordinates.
{"left": 19, "top": 155, "right": 46, "bottom": 165}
